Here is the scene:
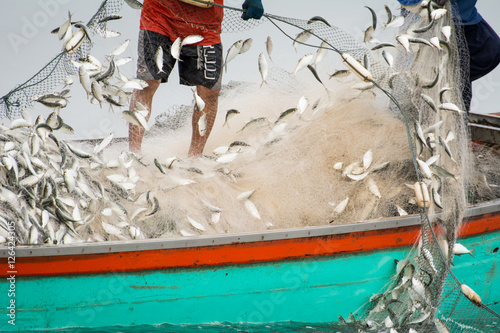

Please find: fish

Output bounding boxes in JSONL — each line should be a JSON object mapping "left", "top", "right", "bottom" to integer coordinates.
{"left": 94, "top": 133, "right": 114, "bottom": 155}
{"left": 102, "top": 29, "right": 121, "bottom": 38}
{"left": 430, "top": 164, "right": 456, "bottom": 179}
{"left": 439, "top": 136, "right": 456, "bottom": 163}
{"left": 413, "top": 19, "right": 435, "bottom": 34}
{"left": 329, "top": 69, "right": 350, "bottom": 79}
{"left": 90, "top": 80, "right": 105, "bottom": 107}
{"left": 439, "top": 102, "right": 464, "bottom": 113}
{"left": 416, "top": 158, "right": 432, "bottom": 179}
{"left": 430, "top": 37, "right": 442, "bottom": 50}
{"left": 367, "top": 179, "right": 381, "bottom": 198}
{"left": 57, "top": 11, "right": 73, "bottom": 40}
{"left": 98, "top": 15, "right": 122, "bottom": 24}
{"left": 192, "top": 88, "right": 205, "bottom": 112}
{"left": 415, "top": 122, "right": 428, "bottom": 149}
{"left": 453, "top": 243, "right": 474, "bottom": 257}
{"left": 187, "top": 215, "right": 206, "bottom": 231}
{"left": 384, "top": 5, "right": 393, "bottom": 26}
{"left": 244, "top": 200, "right": 261, "bottom": 219}
{"left": 292, "top": 53, "right": 314, "bottom": 77}
{"left": 124, "top": 0, "right": 144, "bottom": 10}
{"left": 421, "top": 93, "right": 437, "bottom": 113}
{"left": 432, "top": 187, "right": 443, "bottom": 209}
{"left": 78, "top": 66, "right": 92, "bottom": 98}
{"left": 365, "top": 6, "right": 377, "bottom": 30}
{"left": 265, "top": 36, "right": 273, "bottom": 61}
{"left": 334, "top": 197, "right": 349, "bottom": 214}
{"left": 112, "top": 39, "right": 130, "bottom": 56}
{"left": 396, "top": 34, "right": 411, "bottom": 52}
{"left": 434, "top": 318, "right": 450, "bottom": 333}
{"left": 258, "top": 53, "right": 268, "bottom": 87}
{"left": 239, "top": 38, "right": 253, "bottom": 54}
{"left": 155, "top": 46, "right": 165, "bottom": 74}
{"left": 363, "top": 150, "right": 373, "bottom": 170}
{"left": 431, "top": 8, "right": 447, "bottom": 21}
{"left": 307, "top": 65, "right": 326, "bottom": 88}
{"left": 115, "top": 57, "right": 133, "bottom": 67}
{"left": 371, "top": 42, "right": 396, "bottom": 51}
{"left": 313, "top": 41, "right": 328, "bottom": 68}
{"left": 224, "top": 40, "right": 244, "bottom": 72}
{"left": 293, "top": 29, "right": 314, "bottom": 52}
{"left": 181, "top": 34, "right": 204, "bottom": 47}
{"left": 307, "top": 15, "right": 331, "bottom": 27}
{"left": 382, "top": 50, "right": 394, "bottom": 67}
{"left": 170, "top": 37, "right": 182, "bottom": 61}
{"left": 364, "top": 26, "right": 375, "bottom": 43}
{"left": 223, "top": 109, "right": 240, "bottom": 128}
{"left": 154, "top": 158, "right": 166, "bottom": 174}
{"left": 237, "top": 117, "right": 268, "bottom": 133}
{"left": 386, "top": 15, "right": 404, "bottom": 28}
{"left": 275, "top": 108, "right": 297, "bottom": 124}
{"left": 442, "top": 26, "right": 451, "bottom": 42}
{"left": 198, "top": 112, "right": 207, "bottom": 136}
{"left": 297, "top": 96, "right": 309, "bottom": 116}
{"left": 396, "top": 205, "right": 408, "bottom": 216}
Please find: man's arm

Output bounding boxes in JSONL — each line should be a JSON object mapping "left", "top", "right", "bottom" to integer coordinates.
{"left": 241, "top": 0, "right": 264, "bottom": 20}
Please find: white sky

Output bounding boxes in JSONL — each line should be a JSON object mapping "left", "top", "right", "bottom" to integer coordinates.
{"left": 1, "top": 0, "right": 499, "bottom": 139}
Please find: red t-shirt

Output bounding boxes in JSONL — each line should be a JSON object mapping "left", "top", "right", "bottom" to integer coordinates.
{"left": 140, "top": 0, "right": 224, "bottom": 45}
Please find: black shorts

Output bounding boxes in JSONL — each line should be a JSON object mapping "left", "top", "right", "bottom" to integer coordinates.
{"left": 136, "top": 30, "right": 223, "bottom": 90}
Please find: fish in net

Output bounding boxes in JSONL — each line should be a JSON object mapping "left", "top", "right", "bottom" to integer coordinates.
{"left": 0, "top": 0, "right": 499, "bottom": 331}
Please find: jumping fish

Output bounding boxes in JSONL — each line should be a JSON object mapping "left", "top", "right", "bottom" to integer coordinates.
{"left": 181, "top": 34, "right": 204, "bottom": 47}
{"left": 293, "top": 29, "right": 314, "bottom": 52}
{"left": 258, "top": 53, "right": 268, "bottom": 87}
{"left": 223, "top": 109, "right": 240, "bottom": 128}
{"left": 239, "top": 38, "right": 253, "bottom": 54}
{"left": 365, "top": 6, "right": 377, "bottom": 30}
{"left": 266, "top": 36, "right": 273, "bottom": 61}
{"left": 307, "top": 15, "right": 331, "bottom": 27}
{"left": 224, "top": 39, "right": 244, "bottom": 72}
{"left": 192, "top": 88, "right": 205, "bottom": 112}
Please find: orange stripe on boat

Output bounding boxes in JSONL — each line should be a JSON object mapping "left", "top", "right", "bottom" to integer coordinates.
{"left": 3, "top": 212, "right": 500, "bottom": 277}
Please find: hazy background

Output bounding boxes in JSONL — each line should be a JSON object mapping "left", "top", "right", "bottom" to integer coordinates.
{"left": 1, "top": 0, "right": 499, "bottom": 140}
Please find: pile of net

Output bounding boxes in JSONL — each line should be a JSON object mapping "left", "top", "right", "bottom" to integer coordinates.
{"left": 0, "top": 0, "right": 499, "bottom": 331}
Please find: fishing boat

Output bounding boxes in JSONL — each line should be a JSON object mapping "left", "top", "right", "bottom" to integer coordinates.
{"left": 0, "top": 113, "right": 499, "bottom": 332}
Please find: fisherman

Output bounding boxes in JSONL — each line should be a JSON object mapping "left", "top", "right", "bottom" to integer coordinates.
{"left": 399, "top": 0, "right": 500, "bottom": 111}
{"left": 128, "top": 0, "right": 264, "bottom": 156}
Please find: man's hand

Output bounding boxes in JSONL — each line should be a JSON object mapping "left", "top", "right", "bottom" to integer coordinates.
{"left": 241, "top": 0, "right": 264, "bottom": 20}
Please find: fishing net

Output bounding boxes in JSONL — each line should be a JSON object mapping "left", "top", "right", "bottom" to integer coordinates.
{"left": 0, "top": 0, "right": 500, "bottom": 331}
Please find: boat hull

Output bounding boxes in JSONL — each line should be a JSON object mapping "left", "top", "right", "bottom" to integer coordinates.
{"left": 1, "top": 201, "right": 499, "bottom": 331}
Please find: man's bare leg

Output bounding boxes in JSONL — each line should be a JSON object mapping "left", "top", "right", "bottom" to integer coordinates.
{"left": 128, "top": 79, "right": 161, "bottom": 154}
{"left": 188, "top": 85, "right": 220, "bottom": 157}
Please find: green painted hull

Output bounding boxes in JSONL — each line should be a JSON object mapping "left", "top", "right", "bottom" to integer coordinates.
{"left": 1, "top": 227, "right": 499, "bottom": 332}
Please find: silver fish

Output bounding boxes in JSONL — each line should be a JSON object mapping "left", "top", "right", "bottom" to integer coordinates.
{"left": 292, "top": 53, "right": 314, "bottom": 77}
{"left": 224, "top": 40, "right": 244, "bottom": 72}
{"left": 181, "top": 34, "right": 204, "bottom": 47}
{"left": 112, "top": 39, "right": 130, "bottom": 56}
{"left": 239, "top": 38, "right": 253, "bottom": 54}
{"left": 258, "top": 53, "right": 268, "bottom": 87}
{"left": 223, "top": 109, "right": 240, "bottom": 128}
{"left": 124, "top": 0, "right": 144, "bottom": 10}
{"left": 266, "top": 36, "right": 273, "bottom": 62}
{"left": 365, "top": 6, "right": 377, "bottom": 30}
{"left": 155, "top": 46, "right": 166, "bottom": 74}
{"left": 293, "top": 29, "right": 313, "bottom": 51}
{"left": 170, "top": 37, "right": 182, "bottom": 61}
